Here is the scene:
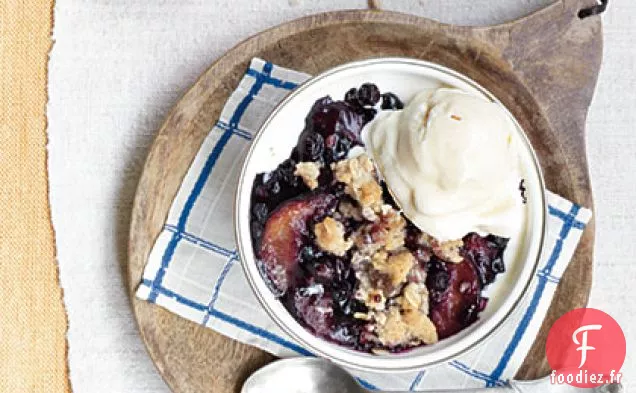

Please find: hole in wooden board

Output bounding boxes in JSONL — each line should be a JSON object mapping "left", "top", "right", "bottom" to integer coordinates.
{"left": 578, "top": 0, "right": 608, "bottom": 19}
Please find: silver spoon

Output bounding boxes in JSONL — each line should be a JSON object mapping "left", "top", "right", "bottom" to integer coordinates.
{"left": 241, "top": 358, "right": 623, "bottom": 393}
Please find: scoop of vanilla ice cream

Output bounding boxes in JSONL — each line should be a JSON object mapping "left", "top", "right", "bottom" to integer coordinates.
{"left": 363, "top": 88, "right": 523, "bottom": 241}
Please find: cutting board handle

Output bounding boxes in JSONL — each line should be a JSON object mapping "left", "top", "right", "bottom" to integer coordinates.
{"left": 480, "top": 0, "right": 603, "bottom": 205}
{"left": 484, "top": 0, "right": 605, "bottom": 120}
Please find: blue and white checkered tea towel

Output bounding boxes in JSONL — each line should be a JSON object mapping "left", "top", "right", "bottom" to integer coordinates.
{"left": 136, "top": 58, "right": 592, "bottom": 391}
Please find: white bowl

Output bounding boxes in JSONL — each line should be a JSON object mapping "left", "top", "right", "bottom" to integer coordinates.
{"left": 235, "top": 58, "right": 546, "bottom": 373}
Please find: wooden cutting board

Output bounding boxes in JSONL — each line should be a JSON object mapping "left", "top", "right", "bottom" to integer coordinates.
{"left": 127, "top": 1, "right": 603, "bottom": 392}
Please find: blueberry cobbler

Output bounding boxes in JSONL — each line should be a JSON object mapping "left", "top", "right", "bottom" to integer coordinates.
{"left": 249, "top": 83, "right": 523, "bottom": 353}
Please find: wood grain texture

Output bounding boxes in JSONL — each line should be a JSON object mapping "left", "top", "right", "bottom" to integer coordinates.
{"left": 127, "top": 2, "right": 602, "bottom": 392}
{"left": 0, "top": 0, "right": 71, "bottom": 392}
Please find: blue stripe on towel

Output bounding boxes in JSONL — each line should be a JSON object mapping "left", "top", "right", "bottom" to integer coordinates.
{"left": 164, "top": 224, "right": 234, "bottom": 257}
{"left": 142, "top": 279, "right": 208, "bottom": 312}
{"left": 201, "top": 252, "right": 238, "bottom": 326}
{"left": 356, "top": 378, "right": 378, "bottom": 391}
{"left": 208, "top": 308, "right": 313, "bottom": 356}
{"left": 215, "top": 120, "right": 253, "bottom": 140}
{"left": 548, "top": 205, "right": 586, "bottom": 230}
{"left": 143, "top": 273, "right": 381, "bottom": 390}
{"left": 140, "top": 278, "right": 312, "bottom": 356}
{"left": 147, "top": 62, "right": 274, "bottom": 302}
{"left": 536, "top": 270, "right": 561, "bottom": 284}
{"left": 246, "top": 68, "right": 299, "bottom": 90}
{"left": 450, "top": 361, "right": 506, "bottom": 386}
{"left": 486, "top": 204, "right": 581, "bottom": 386}
{"left": 409, "top": 371, "right": 426, "bottom": 390}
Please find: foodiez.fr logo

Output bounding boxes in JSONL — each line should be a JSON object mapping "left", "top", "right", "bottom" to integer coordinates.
{"left": 546, "top": 308, "right": 626, "bottom": 388}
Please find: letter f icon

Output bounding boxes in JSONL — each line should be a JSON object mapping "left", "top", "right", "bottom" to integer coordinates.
{"left": 572, "top": 324, "right": 602, "bottom": 368}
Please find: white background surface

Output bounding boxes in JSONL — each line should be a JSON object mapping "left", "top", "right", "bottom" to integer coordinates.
{"left": 48, "top": 0, "right": 634, "bottom": 392}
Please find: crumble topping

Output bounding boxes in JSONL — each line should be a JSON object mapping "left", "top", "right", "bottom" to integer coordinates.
{"left": 376, "top": 308, "right": 409, "bottom": 346}
{"left": 407, "top": 264, "right": 428, "bottom": 285}
{"left": 338, "top": 201, "right": 363, "bottom": 221}
{"left": 363, "top": 289, "right": 386, "bottom": 311}
{"left": 400, "top": 282, "right": 429, "bottom": 314}
{"left": 401, "top": 309, "right": 439, "bottom": 344}
{"left": 313, "top": 156, "right": 440, "bottom": 346}
{"left": 414, "top": 232, "right": 432, "bottom": 248}
{"left": 378, "top": 209, "right": 406, "bottom": 251}
{"left": 332, "top": 154, "right": 383, "bottom": 213}
{"left": 432, "top": 238, "right": 464, "bottom": 264}
{"left": 294, "top": 161, "right": 322, "bottom": 190}
{"left": 351, "top": 207, "right": 406, "bottom": 254}
{"left": 314, "top": 216, "right": 353, "bottom": 256}
{"left": 372, "top": 250, "right": 414, "bottom": 288}
{"left": 376, "top": 307, "right": 438, "bottom": 346}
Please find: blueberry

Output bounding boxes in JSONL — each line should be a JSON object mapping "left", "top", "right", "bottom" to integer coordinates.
{"left": 278, "top": 159, "right": 299, "bottom": 187}
{"left": 380, "top": 92, "right": 404, "bottom": 110}
{"left": 331, "top": 322, "right": 361, "bottom": 345}
{"left": 433, "top": 271, "right": 450, "bottom": 291}
{"left": 310, "top": 96, "right": 334, "bottom": 116}
{"left": 333, "top": 286, "right": 352, "bottom": 311}
{"left": 300, "top": 246, "right": 315, "bottom": 261}
{"left": 491, "top": 257, "right": 505, "bottom": 274}
{"left": 334, "top": 258, "right": 351, "bottom": 282}
{"left": 362, "top": 107, "right": 377, "bottom": 123}
{"left": 426, "top": 259, "right": 450, "bottom": 296}
{"left": 332, "top": 182, "right": 346, "bottom": 193}
{"left": 464, "top": 233, "right": 509, "bottom": 286}
{"left": 299, "top": 132, "right": 324, "bottom": 162}
{"left": 349, "top": 299, "right": 367, "bottom": 315}
{"left": 267, "top": 180, "right": 281, "bottom": 195}
{"left": 333, "top": 136, "right": 353, "bottom": 160}
{"left": 250, "top": 221, "right": 263, "bottom": 241}
{"left": 290, "top": 148, "right": 300, "bottom": 162}
{"left": 254, "top": 184, "right": 269, "bottom": 200}
{"left": 253, "top": 174, "right": 269, "bottom": 199}
{"left": 487, "top": 234, "right": 509, "bottom": 249}
{"left": 252, "top": 203, "right": 269, "bottom": 223}
{"left": 426, "top": 258, "right": 445, "bottom": 274}
{"left": 332, "top": 183, "right": 346, "bottom": 199}
{"left": 344, "top": 88, "right": 358, "bottom": 104}
{"left": 300, "top": 245, "right": 323, "bottom": 261}
{"left": 357, "top": 83, "right": 380, "bottom": 106}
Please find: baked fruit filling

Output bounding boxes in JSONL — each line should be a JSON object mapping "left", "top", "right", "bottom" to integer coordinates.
{"left": 249, "top": 84, "right": 509, "bottom": 353}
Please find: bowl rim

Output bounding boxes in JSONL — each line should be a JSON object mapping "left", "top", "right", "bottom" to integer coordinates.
{"left": 234, "top": 57, "right": 547, "bottom": 373}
